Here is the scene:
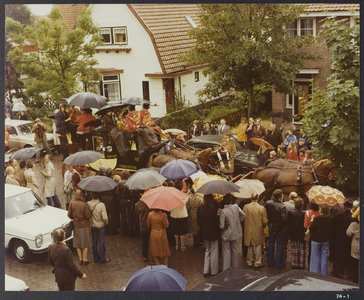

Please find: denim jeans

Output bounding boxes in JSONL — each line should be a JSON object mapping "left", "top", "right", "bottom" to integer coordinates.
{"left": 92, "top": 226, "right": 106, "bottom": 263}
{"left": 47, "top": 195, "right": 61, "bottom": 207}
{"left": 267, "top": 222, "right": 284, "bottom": 269}
{"left": 309, "top": 241, "right": 329, "bottom": 275}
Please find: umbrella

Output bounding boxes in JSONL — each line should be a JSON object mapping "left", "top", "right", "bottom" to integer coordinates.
{"left": 250, "top": 138, "right": 275, "bottom": 150}
{"left": 10, "top": 147, "right": 42, "bottom": 160}
{"left": 140, "top": 186, "right": 188, "bottom": 211}
{"left": 66, "top": 92, "right": 108, "bottom": 109}
{"left": 121, "top": 97, "right": 150, "bottom": 105}
{"left": 125, "top": 265, "right": 187, "bottom": 291}
{"left": 306, "top": 185, "right": 346, "bottom": 208}
{"left": 125, "top": 168, "right": 166, "bottom": 190}
{"left": 193, "top": 174, "right": 226, "bottom": 202}
{"left": 63, "top": 151, "right": 102, "bottom": 166}
{"left": 272, "top": 111, "right": 294, "bottom": 119}
{"left": 232, "top": 179, "right": 266, "bottom": 199}
{"left": 189, "top": 170, "right": 207, "bottom": 182}
{"left": 5, "top": 101, "right": 13, "bottom": 107}
{"left": 12, "top": 103, "right": 27, "bottom": 112}
{"left": 78, "top": 175, "right": 117, "bottom": 192}
{"left": 95, "top": 103, "right": 128, "bottom": 116}
{"left": 164, "top": 128, "right": 187, "bottom": 136}
{"left": 195, "top": 179, "right": 241, "bottom": 195}
{"left": 160, "top": 159, "right": 197, "bottom": 180}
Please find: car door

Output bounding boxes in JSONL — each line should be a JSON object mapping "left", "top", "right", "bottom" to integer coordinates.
{"left": 6, "top": 126, "right": 20, "bottom": 149}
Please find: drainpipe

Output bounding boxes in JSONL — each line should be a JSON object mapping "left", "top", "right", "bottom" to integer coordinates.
{"left": 179, "top": 76, "right": 182, "bottom": 98}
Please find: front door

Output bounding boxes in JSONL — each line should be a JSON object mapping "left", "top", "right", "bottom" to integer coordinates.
{"left": 294, "top": 82, "right": 311, "bottom": 122}
{"left": 163, "top": 78, "right": 174, "bottom": 111}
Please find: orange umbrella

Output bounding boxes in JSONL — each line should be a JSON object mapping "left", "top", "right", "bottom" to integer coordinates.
{"left": 140, "top": 186, "right": 188, "bottom": 211}
{"left": 250, "top": 138, "right": 274, "bottom": 150}
{"left": 306, "top": 185, "right": 346, "bottom": 208}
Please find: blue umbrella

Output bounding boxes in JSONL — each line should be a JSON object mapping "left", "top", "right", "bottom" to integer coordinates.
{"left": 125, "top": 265, "right": 187, "bottom": 291}
{"left": 160, "top": 159, "right": 197, "bottom": 180}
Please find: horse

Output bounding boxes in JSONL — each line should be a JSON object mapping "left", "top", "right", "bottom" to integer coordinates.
{"left": 252, "top": 159, "right": 334, "bottom": 208}
{"left": 146, "top": 147, "right": 212, "bottom": 173}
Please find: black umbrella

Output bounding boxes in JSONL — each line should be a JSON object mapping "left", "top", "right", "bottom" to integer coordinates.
{"left": 96, "top": 103, "right": 128, "bottom": 116}
{"left": 195, "top": 180, "right": 241, "bottom": 195}
{"left": 5, "top": 101, "right": 13, "bottom": 107}
{"left": 66, "top": 92, "right": 108, "bottom": 109}
{"left": 121, "top": 97, "right": 150, "bottom": 105}
{"left": 63, "top": 151, "right": 102, "bottom": 166}
{"left": 272, "top": 112, "right": 294, "bottom": 119}
{"left": 78, "top": 175, "right": 117, "bottom": 192}
{"left": 10, "top": 147, "right": 42, "bottom": 160}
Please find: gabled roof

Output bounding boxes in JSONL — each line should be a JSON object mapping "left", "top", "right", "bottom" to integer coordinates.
{"left": 305, "top": 4, "right": 360, "bottom": 12}
{"left": 128, "top": 4, "right": 199, "bottom": 74}
{"left": 57, "top": 4, "right": 89, "bottom": 33}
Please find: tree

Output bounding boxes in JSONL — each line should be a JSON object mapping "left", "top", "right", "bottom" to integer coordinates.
{"left": 6, "top": 5, "right": 104, "bottom": 109}
{"left": 5, "top": 4, "right": 34, "bottom": 103}
{"left": 182, "top": 4, "right": 319, "bottom": 117}
{"left": 302, "top": 17, "right": 359, "bottom": 189}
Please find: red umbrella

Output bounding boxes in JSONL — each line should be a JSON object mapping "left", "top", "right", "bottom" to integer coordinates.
{"left": 140, "top": 186, "right": 188, "bottom": 211}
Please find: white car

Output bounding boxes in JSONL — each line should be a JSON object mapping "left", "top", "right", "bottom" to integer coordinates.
{"left": 5, "top": 119, "right": 54, "bottom": 150}
{"left": 5, "top": 275, "right": 30, "bottom": 291}
{"left": 5, "top": 184, "right": 73, "bottom": 263}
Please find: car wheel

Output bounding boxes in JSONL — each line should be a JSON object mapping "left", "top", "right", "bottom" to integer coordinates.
{"left": 12, "top": 240, "right": 32, "bottom": 263}
{"left": 23, "top": 144, "right": 33, "bottom": 148}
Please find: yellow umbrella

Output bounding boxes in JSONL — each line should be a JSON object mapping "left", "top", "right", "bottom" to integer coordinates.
{"left": 193, "top": 174, "right": 226, "bottom": 202}
{"left": 306, "top": 185, "right": 346, "bottom": 208}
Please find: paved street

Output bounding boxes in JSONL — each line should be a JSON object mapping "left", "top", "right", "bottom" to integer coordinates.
{"left": 5, "top": 153, "right": 333, "bottom": 291}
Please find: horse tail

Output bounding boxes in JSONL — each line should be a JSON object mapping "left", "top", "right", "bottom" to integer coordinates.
{"left": 147, "top": 153, "right": 159, "bottom": 168}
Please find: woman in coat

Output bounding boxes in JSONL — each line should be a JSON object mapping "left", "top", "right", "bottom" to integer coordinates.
{"left": 286, "top": 198, "right": 306, "bottom": 269}
{"left": 41, "top": 154, "right": 61, "bottom": 207}
{"left": 68, "top": 190, "right": 93, "bottom": 265}
{"left": 236, "top": 117, "right": 248, "bottom": 147}
{"left": 24, "top": 161, "right": 39, "bottom": 196}
{"left": 186, "top": 180, "right": 203, "bottom": 247}
{"left": 309, "top": 207, "right": 333, "bottom": 275}
{"left": 63, "top": 172, "right": 81, "bottom": 211}
{"left": 48, "top": 228, "right": 86, "bottom": 290}
{"left": 197, "top": 194, "right": 221, "bottom": 276}
{"left": 147, "top": 209, "right": 171, "bottom": 266}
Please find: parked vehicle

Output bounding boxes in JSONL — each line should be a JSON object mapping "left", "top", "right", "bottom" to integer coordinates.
{"left": 5, "top": 184, "right": 72, "bottom": 263}
{"left": 5, "top": 119, "right": 54, "bottom": 150}
{"left": 186, "top": 135, "right": 259, "bottom": 176}
{"left": 192, "top": 268, "right": 359, "bottom": 291}
{"left": 5, "top": 274, "right": 30, "bottom": 291}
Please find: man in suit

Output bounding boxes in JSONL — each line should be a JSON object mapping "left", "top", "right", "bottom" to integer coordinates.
{"left": 48, "top": 229, "right": 86, "bottom": 291}
{"left": 243, "top": 192, "right": 268, "bottom": 267}
{"left": 219, "top": 194, "right": 245, "bottom": 271}
{"left": 265, "top": 123, "right": 283, "bottom": 151}
{"left": 330, "top": 200, "right": 354, "bottom": 279}
{"left": 253, "top": 118, "right": 266, "bottom": 151}
{"left": 217, "top": 118, "right": 231, "bottom": 135}
{"left": 190, "top": 120, "right": 201, "bottom": 138}
{"left": 197, "top": 194, "right": 221, "bottom": 276}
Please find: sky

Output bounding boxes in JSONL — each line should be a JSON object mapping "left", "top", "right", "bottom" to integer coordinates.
{"left": 27, "top": 4, "right": 53, "bottom": 16}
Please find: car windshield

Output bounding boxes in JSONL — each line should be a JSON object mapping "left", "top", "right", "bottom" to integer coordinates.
{"left": 5, "top": 190, "right": 45, "bottom": 220}
{"left": 17, "top": 124, "right": 33, "bottom": 135}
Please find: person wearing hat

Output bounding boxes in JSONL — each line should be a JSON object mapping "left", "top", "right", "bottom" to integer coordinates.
{"left": 140, "top": 103, "right": 163, "bottom": 138}
{"left": 190, "top": 120, "right": 201, "bottom": 138}
{"left": 329, "top": 199, "right": 354, "bottom": 279}
{"left": 213, "top": 132, "right": 236, "bottom": 174}
{"left": 32, "top": 118, "right": 52, "bottom": 163}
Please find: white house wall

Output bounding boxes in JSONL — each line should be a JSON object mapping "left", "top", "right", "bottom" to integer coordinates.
{"left": 90, "top": 4, "right": 166, "bottom": 116}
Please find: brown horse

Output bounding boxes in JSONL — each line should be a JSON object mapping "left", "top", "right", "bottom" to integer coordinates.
{"left": 252, "top": 159, "right": 334, "bottom": 207}
{"left": 146, "top": 148, "right": 212, "bottom": 173}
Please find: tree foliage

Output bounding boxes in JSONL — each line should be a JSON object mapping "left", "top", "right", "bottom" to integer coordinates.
{"left": 6, "top": 5, "right": 104, "bottom": 108}
{"left": 182, "top": 4, "right": 319, "bottom": 117}
{"left": 5, "top": 4, "right": 34, "bottom": 103}
{"left": 302, "top": 17, "right": 359, "bottom": 188}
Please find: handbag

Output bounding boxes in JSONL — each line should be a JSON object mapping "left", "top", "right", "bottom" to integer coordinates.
{"left": 304, "top": 226, "right": 311, "bottom": 242}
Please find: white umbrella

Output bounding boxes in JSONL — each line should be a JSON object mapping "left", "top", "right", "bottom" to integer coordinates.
{"left": 189, "top": 170, "right": 207, "bottom": 182}
{"left": 12, "top": 103, "right": 27, "bottom": 112}
{"left": 232, "top": 179, "right": 266, "bottom": 199}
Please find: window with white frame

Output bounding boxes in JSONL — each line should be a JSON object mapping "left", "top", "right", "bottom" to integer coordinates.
{"left": 286, "top": 18, "right": 316, "bottom": 37}
{"left": 102, "top": 74, "right": 121, "bottom": 101}
{"left": 100, "top": 27, "right": 128, "bottom": 45}
{"left": 100, "top": 28, "right": 112, "bottom": 44}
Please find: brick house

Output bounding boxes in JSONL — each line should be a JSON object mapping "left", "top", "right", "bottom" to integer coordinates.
{"left": 272, "top": 3, "right": 359, "bottom": 128}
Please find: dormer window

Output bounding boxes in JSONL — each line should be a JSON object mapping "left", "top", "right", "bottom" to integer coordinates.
{"left": 100, "top": 27, "right": 128, "bottom": 45}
